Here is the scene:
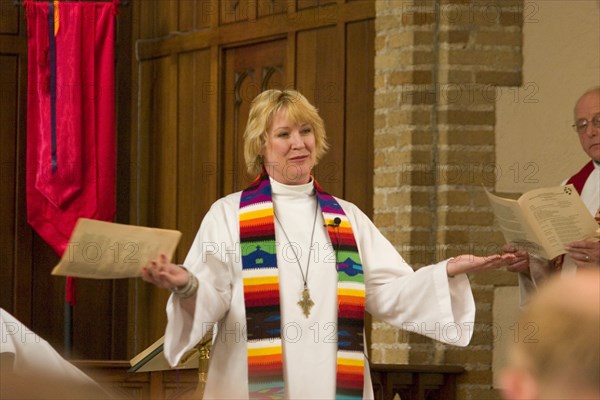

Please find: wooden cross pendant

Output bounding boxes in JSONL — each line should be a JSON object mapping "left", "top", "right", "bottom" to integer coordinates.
{"left": 298, "top": 286, "right": 314, "bottom": 318}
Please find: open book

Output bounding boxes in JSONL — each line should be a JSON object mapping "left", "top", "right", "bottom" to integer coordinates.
{"left": 485, "top": 184, "right": 598, "bottom": 260}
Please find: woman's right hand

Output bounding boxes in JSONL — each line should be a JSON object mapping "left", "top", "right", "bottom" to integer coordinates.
{"left": 502, "top": 244, "right": 530, "bottom": 273}
{"left": 141, "top": 254, "right": 189, "bottom": 291}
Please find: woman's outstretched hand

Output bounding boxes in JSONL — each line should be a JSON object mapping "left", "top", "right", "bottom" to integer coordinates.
{"left": 501, "top": 244, "right": 531, "bottom": 273}
{"left": 141, "top": 254, "right": 189, "bottom": 290}
{"left": 446, "top": 253, "right": 516, "bottom": 277}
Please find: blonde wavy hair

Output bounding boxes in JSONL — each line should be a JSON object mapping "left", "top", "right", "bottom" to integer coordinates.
{"left": 243, "top": 89, "right": 329, "bottom": 176}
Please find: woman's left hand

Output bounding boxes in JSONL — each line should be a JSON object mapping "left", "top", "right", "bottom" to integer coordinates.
{"left": 141, "top": 254, "right": 189, "bottom": 290}
{"left": 565, "top": 240, "right": 600, "bottom": 268}
{"left": 446, "top": 253, "right": 516, "bottom": 277}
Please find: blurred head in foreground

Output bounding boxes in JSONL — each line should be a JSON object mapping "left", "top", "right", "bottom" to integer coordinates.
{"left": 501, "top": 270, "right": 600, "bottom": 400}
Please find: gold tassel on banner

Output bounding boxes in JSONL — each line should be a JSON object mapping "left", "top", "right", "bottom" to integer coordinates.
{"left": 53, "top": 0, "right": 59, "bottom": 35}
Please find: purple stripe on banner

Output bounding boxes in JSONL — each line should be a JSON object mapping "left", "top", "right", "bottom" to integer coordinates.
{"left": 48, "top": 2, "right": 57, "bottom": 173}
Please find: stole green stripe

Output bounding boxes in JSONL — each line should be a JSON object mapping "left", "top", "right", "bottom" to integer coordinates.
{"left": 338, "top": 273, "right": 365, "bottom": 283}
{"left": 241, "top": 240, "right": 277, "bottom": 256}
{"left": 335, "top": 250, "right": 362, "bottom": 263}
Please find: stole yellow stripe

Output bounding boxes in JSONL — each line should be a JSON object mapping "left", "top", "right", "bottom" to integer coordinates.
{"left": 247, "top": 346, "right": 282, "bottom": 357}
{"left": 338, "top": 358, "right": 364, "bottom": 367}
{"left": 243, "top": 276, "right": 278, "bottom": 286}
{"left": 54, "top": 1, "right": 60, "bottom": 36}
{"left": 240, "top": 208, "right": 273, "bottom": 221}
{"left": 324, "top": 219, "right": 350, "bottom": 229}
{"left": 338, "top": 288, "right": 365, "bottom": 298}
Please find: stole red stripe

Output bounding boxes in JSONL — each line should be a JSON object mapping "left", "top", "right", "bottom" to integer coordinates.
{"left": 336, "top": 372, "right": 364, "bottom": 390}
{"left": 330, "top": 232, "right": 357, "bottom": 245}
{"left": 244, "top": 288, "right": 279, "bottom": 298}
{"left": 244, "top": 291, "right": 280, "bottom": 307}
{"left": 338, "top": 308, "right": 364, "bottom": 319}
{"left": 240, "top": 224, "right": 275, "bottom": 238}
{"left": 248, "top": 369, "right": 284, "bottom": 377}
{"left": 338, "top": 303, "right": 365, "bottom": 312}
{"left": 249, "top": 364, "right": 284, "bottom": 376}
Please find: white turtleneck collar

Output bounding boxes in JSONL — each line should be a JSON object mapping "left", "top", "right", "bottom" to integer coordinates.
{"left": 269, "top": 176, "right": 315, "bottom": 197}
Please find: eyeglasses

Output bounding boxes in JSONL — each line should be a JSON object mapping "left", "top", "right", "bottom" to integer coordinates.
{"left": 573, "top": 113, "right": 600, "bottom": 134}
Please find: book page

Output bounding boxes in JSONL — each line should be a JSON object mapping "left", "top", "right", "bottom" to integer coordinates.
{"left": 485, "top": 189, "right": 544, "bottom": 256}
{"left": 517, "top": 185, "right": 598, "bottom": 259}
{"left": 51, "top": 218, "right": 181, "bottom": 279}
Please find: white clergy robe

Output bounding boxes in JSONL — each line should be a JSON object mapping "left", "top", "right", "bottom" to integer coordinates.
{"left": 164, "top": 178, "right": 476, "bottom": 399}
{"left": 0, "top": 308, "right": 106, "bottom": 397}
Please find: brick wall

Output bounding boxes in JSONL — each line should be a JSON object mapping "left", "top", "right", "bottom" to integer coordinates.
{"left": 372, "top": 1, "right": 523, "bottom": 398}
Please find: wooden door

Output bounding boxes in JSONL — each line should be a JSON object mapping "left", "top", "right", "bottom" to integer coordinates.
{"left": 223, "top": 39, "right": 288, "bottom": 192}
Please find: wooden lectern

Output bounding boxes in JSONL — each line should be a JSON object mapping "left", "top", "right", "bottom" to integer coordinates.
{"left": 129, "top": 333, "right": 213, "bottom": 399}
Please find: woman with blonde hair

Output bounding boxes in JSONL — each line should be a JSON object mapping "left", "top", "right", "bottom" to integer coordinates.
{"left": 143, "top": 89, "right": 513, "bottom": 399}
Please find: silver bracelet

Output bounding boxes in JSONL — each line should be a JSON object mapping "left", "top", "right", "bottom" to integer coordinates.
{"left": 171, "top": 266, "right": 199, "bottom": 299}
{"left": 446, "top": 257, "right": 455, "bottom": 278}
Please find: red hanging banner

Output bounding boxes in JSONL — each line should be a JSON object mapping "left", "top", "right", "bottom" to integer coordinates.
{"left": 25, "top": 0, "right": 117, "bottom": 304}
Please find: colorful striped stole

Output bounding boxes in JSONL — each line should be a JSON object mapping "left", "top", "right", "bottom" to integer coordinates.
{"left": 240, "top": 173, "right": 365, "bottom": 399}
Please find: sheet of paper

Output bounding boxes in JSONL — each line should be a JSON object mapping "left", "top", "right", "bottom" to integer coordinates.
{"left": 51, "top": 218, "right": 181, "bottom": 279}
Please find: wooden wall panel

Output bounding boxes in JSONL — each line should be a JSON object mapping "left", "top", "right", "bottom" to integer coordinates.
{"left": 156, "top": 1, "right": 179, "bottom": 38}
{"left": 0, "top": 8, "right": 33, "bottom": 327}
{"left": 298, "top": 0, "right": 337, "bottom": 11}
{"left": 220, "top": 0, "right": 250, "bottom": 25}
{"left": 179, "top": 0, "right": 213, "bottom": 31}
{"left": 72, "top": 280, "right": 119, "bottom": 359}
{"left": 257, "top": 0, "right": 287, "bottom": 18}
{"left": 149, "top": 56, "right": 179, "bottom": 231}
{"left": 296, "top": 25, "right": 345, "bottom": 197}
{"left": 345, "top": 19, "right": 374, "bottom": 214}
{"left": 0, "top": 0, "right": 19, "bottom": 35}
{"left": 31, "top": 237, "right": 64, "bottom": 350}
{"left": 138, "top": 0, "right": 160, "bottom": 40}
{"left": 132, "top": 0, "right": 178, "bottom": 39}
{"left": 128, "top": 48, "right": 156, "bottom": 351}
{"left": 146, "top": 56, "right": 180, "bottom": 341}
{"left": 0, "top": 55, "right": 18, "bottom": 312}
{"left": 131, "top": 61, "right": 153, "bottom": 228}
{"left": 177, "top": 49, "right": 216, "bottom": 259}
